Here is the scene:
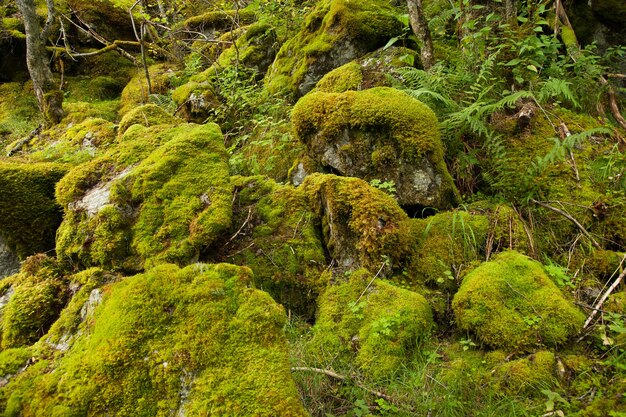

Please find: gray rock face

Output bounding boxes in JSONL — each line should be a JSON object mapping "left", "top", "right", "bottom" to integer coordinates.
{"left": 0, "top": 236, "right": 19, "bottom": 279}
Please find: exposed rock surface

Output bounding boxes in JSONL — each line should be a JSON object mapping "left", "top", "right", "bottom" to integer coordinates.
{"left": 0, "top": 237, "right": 19, "bottom": 279}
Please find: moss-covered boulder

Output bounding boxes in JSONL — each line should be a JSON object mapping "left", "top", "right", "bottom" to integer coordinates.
{"left": 118, "top": 103, "right": 178, "bottom": 135}
{"left": 308, "top": 269, "right": 433, "bottom": 379}
{"left": 221, "top": 176, "right": 327, "bottom": 318}
{"left": 313, "top": 46, "right": 418, "bottom": 93}
{"left": 301, "top": 173, "right": 415, "bottom": 273}
{"left": 0, "top": 263, "right": 308, "bottom": 416}
{"left": 171, "top": 68, "right": 221, "bottom": 124}
{"left": 265, "top": 0, "right": 403, "bottom": 99}
{"left": 119, "top": 64, "right": 174, "bottom": 117}
{"left": 216, "top": 22, "right": 279, "bottom": 75}
{"left": 293, "top": 87, "right": 459, "bottom": 209}
{"left": 183, "top": 8, "right": 256, "bottom": 32}
{"left": 0, "top": 161, "right": 67, "bottom": 260}
{"left": 452, "top": 251, "right": 585, "bottom": 351}
{"left": 410, "top": 204, "right": 531, "bottom": 293}
{"left": 0, "top": 255, "right": 67, "bottom": 349}
{"left": 56, "top": 123, "right": 232, "bottom": 271}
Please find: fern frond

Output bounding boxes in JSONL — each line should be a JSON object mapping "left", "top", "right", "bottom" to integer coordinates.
{"left": 537, "top": 78, "right": 579, "bottom": 107}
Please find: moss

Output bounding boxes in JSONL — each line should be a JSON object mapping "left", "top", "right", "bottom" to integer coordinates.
{"left": 0, "top": 161, "right": 67, "bottom": 259}
{"left": 293, "top": 87, "right": 459, "bottom": 209}
{"left": 314, "top": 61, "right": 363, "bottom": 93}
{"left": 216, "top": 22, "right": 278, "bottom": 74}
{"left": 119, "top": 64, "right": 173, "bottom": 117}
{"left": 183, "top": 8, "right": 256, "bottom": 30}
{"left": 0, "top": 82, "right": 41, "bottom": 147}
{"left": 301, "top": 173, "right": 415, "bottom": 273}
{"left": 0, "top": 263, "right": 307, "bottom": 416}
{"left": 56, "top": 123, "right": 232, "bottom": 271}
{"left": 265, "top": 0, "right": 403, "bottom": 99}
{"left": 170, "top": 70, "right": 221, "bottom": 123}
{"left": 452, "top": 251, "right": 585, "bottom": 351}
{"left": 492, "top": 351, "right": 557, "bottom": 395}
{"left": 309, "top": 269, "right": 433, "bottom": 380}
{"left": 117, "top": 103, "right": 178, "bottom": 135}
{"left": 0, "top": 348, "right": 31, "bottom": 377}
{"left": 0, "top": 255, "right": 66, "bottom": 349}
{"left": 64, "top": 75, "right": 126, "bottom": 102}
{"left": 224, "top": 176, "right": 327, "bottom": 318}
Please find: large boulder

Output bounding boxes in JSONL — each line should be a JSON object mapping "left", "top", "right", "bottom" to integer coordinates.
{"left": 293, "top": 88, "right": 459, "bottom": 209}
{"left": 265, "top": 0, "right": 403, "bottom": 99}
{"left": 0, "top": 263, "right": 308, "bottom": 416}
{"left": 452, "top": 251, "right": 585, "bottom": 351}
{"left": 55, "top": 123, "right": 232, "bottom": 271}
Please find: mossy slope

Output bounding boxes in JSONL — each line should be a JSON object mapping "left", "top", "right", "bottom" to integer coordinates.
{"left": 0, "top": 263, "right": 307, "bottom": 416}
{"left": 56, "top": 123, "right": 232, "bottom": 271}
{"left": 452, "top": 251, "right": 585, "bottom": 351}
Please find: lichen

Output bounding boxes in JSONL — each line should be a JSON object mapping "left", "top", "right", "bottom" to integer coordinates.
{"left": 0, "top": 161, "right": 67, "bottom": 259}
{"left": 0, "top": 263, "right": 308, "bottom": 416}
{"left": 452, "top": 251, "right": 585, "bottom": 351}
{"left": 308, "top": 268, "right": 433, "bottom": 380}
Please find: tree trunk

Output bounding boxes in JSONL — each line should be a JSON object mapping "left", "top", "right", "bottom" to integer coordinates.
{"left": 15, "top": 0, "right": 64, "bottom": 125}
{"left": 407, "top": 0, "right": 435, "bottom": 70}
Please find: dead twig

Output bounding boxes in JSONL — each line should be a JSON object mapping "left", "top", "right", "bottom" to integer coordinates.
{"left": 531, "top": 199, "right": 601, "bottom": 250}
{"left": 583, "top": 254, "right": 626, "bottom": 329}
{"left": 6, "top": 124, "right": 43, "bottom": 156}
{"left": 291, "top": 367, "right": 394, "bottom": 402}
{"left": 226, "top": 207, "right": 252, "bottom": 245}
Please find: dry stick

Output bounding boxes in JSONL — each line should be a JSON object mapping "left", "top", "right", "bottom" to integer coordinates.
{"left": 226, "top": 207, "right": 252, "bottom": 245}
{"left": 583, "top": 254, "right": 626, "bottom": 329}
{"left": 6, "top": 124, "right": 42, "bottom": 156}
{"left": 290, "top": 367, "right": 394, "bottom": 402}
{"left": 531, "top": 199, "right": 602, "bottom": 250}
{"left": 355, "top": 262, "right": 386, "bottom": 304}
{"left": 599, "top": 76, "right": 626, "bottom": 131}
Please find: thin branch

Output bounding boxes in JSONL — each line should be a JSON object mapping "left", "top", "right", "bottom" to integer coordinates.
{"left": 291, "top": 367, "right": 394, "bottom": 401}
{"left": 355, "top": 262, "right": 386, "bottom": 304}
{"left": 226, "top": 207, "right": 252, "bottom": 245}
{"left": 583, "top": 254, "right": 626, "bottom": 329}
{"left": 531, "top": 199, "right": 601, "bottom": 249}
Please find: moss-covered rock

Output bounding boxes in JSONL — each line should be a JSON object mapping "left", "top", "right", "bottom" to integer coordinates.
{"left": 119, "top": 64, "right": 174, "bottom": 117}
{"left": 308, "top": 269, "right": 433, "bottom": 379}
{"left": 117, "top": 103, "right": 178, "bottom": 135}
{"left": 313, "top": 46, "right": 417, "bottom": 93}
{"left": 452, "top": 251, "right": 585, "bottom": 351}
{"left": 170, "top": 68, "right": 221, "bottom": 124}
{"left": 492, "top": 351, "right": 557, "bottom": 395}
{"left": 183, "top": 8, "right": 256, "bottom": 32}
{"left": 66, "top": 0, "right": 136, "bottom": 42}
{"left": 293, "top": 87, "right": 459, "bottom": 209}
{"left": 0, "top": 263, "right": 308, "bottom": 416}
{"left": 221, "top": 176, "right": 327, "bottom": 318}
{"left": 56, "top": 123, "right": 232, "bottom": 271}
{"left": 301, "top": 173, "right": 415, "bottom": 273}
{"left": 0, "top": 255, "right": 66, "bottom": 349}
{"left": 0, "top": 161, "right": 67, "bottom": 260}
{"left": 265, "top": 0, "right": 403, "bottom": 99}
{"left": 216, "top": 22, "right": 279, "bottom": 75}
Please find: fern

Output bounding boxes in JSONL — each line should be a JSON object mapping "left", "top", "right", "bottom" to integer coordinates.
{"left": 537, "top": 78, "right": 579, "bottom": 108}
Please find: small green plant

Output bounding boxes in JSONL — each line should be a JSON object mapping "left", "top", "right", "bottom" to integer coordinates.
{"left": 541, "top": 389, "right": 569, "bottom": 416}
{"left": 459, "top": 337, "right": 477, "bottom": 351}
{"left": 369, "top": 179, "right": 396, "bottom": 196}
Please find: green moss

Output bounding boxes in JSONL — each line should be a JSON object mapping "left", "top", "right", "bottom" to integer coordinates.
{"left": 293, "top": 87, "right": 459, "bottom": 208}
{"left": 118, "top": 103, "right": 178, "bottom": 135}
{"left": 0, "top": 255, "right": 66, "bottom": 349}
{"left": 216, "top": 22, "right": 278, "bottom": 73}
{"left": 301, "top": 173, "right": 415, "bottom": 273}
{"left": 0, "top": 161, "right": 67, "bottom": 259}
{"left": 119, "top": 64, "right": 173, "bottom": 117}
{"left": 265, "top": 0, "right": 403, "bottom": 99}
{"left": 309, "top": 268, "right": 433, "bottom": 380}
{"left": 0, "top": 263, "right": 307, "bottom": 416}
{"left": 55, "top": 123, "right": 232, "bottom": 271}
{"left": 492, "top": 351, "right": 557, "bottom": 395}
{"left": 0, "top": 348, "right": 31, "bottom": 377}
{"left": 225, "top": 176, "right": 327, "bottom": 317}
{"left": 452, "top": 251, "right": 585, "bottom": 351}
{"left": 314, "top": 61, "right": 363, "bottom": 93}
{"left": 170, "top": 70, "right": 221, "bottom": 123}
{"left": 183, "top": 9, "right": 256, "bottom": 30}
